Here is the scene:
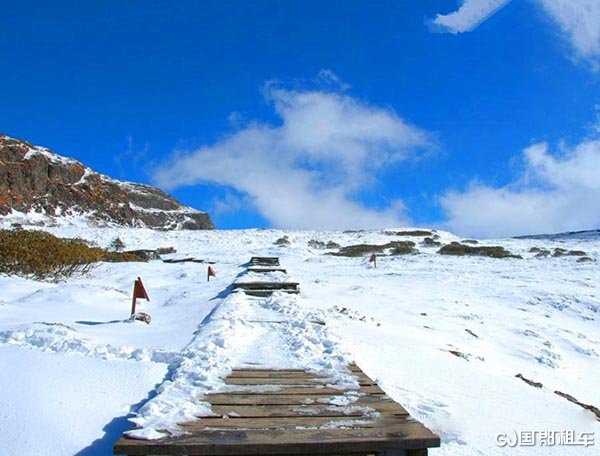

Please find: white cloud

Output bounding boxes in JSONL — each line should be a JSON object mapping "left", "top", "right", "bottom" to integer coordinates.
{"left": 441, "top": 136, "right": 600, "bottom": 238}
{"left": 153, "top": 79, "right": 432, "bottom": 230}
{"left": 431, "top": 0, "right": 511, "bottom": 34}
{"left": 431, "top": 0, "right": 600, "bottom": 70}
{"left": 536, "top": 0, "right": 600, "bottom": 69}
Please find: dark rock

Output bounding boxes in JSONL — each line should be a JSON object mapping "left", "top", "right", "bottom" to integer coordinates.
{"left": 0, "top": 134, "right": 214, "bottom": 230}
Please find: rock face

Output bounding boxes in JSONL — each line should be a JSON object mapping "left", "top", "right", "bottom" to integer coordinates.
{"left": 0, "top": 134, "right": 214, "bottom": 230}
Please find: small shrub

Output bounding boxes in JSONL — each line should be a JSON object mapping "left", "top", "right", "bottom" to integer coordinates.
{"left": 577, "top": 256, "right": 594, "bottom": 263}
{"left": 308, "top": 239, "right": 325, "bottom": 249}
{"left": 390, "top": 241, "right": 418, "bottom": 255}
{"left": 422, "top": 237, "right": 442, "bottom": 247}
{"left": 274, "top": 236, "right": 291, "bottom": 247}
{"left": 156, "top": 246, "right": 177, "bottom": 255}
{"left": 0, "top": 229, "right": 141, "bottom": 281}
{"left": 438, "top": 242, "right": 520, "bottom": 259}
{"left": 530, "top": 246, "right": 550, "bottom": 257}
{"left": 331, "top": 241, "right": 416, "bottom": 257}
{"left": 110, "top": 236, "right": 126, "bottom": 251}
{"left": 308, "top": 240, "right": 341, "bottom": 249}
{"left": 553, "top": 248, "right": 587, "bottom": 257}
{"left": 385, "top": 230, "right": 432, "bottom": 237}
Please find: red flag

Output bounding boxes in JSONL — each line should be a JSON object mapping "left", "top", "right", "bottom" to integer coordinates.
{"left": 207, "top": 266, "right": 217, "bottom": 281}
{"left": 134, "top": 277, "right": 149, "bottom": 301}
{"left": 369, "top": 254, "right": 377, "bottom": 268}
{"left": 131, "top": 277, "right": 149, "bottom": 317}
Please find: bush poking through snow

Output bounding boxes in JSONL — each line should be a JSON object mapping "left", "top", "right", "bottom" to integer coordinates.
{"left": 389, "top": 241, "right": 418, "bottom": 255}
{"left": 331, "top": 241, "right": 417, "bottom": 257}
{"left": 552, "top": 248, "right": 587, "bottom": 257}
{"left": 422, "top": 237, "right": 442, "bottom": 247}
{"left": 438, "top": 242, "right": 521, "bottom": 259}
{"left": 274, "top": 235, "right": 291, "bottom": 247}
{"left": 308, "top": 239, "right": 341, "bottom": 249}
{"left": 0, "top": 229, "right": 142, "bottom": 281}
{"left": 385, "top": 230, "right": 432, "bottom": 237}
{"left": 110, "top": 236, "right": 126, "bottom": 251}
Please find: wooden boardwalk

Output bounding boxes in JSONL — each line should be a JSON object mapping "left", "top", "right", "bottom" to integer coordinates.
{"left": 250, "top": 256, "right": 280, "bottom": 266}
{"left": 114, "top": 364, "right": 440, "bottom": 455}
{"left": 114, "top": 256, "right": 440, "bottom": 455}
{"left": 235, "top": 257, "right": 299, "bottom": 296}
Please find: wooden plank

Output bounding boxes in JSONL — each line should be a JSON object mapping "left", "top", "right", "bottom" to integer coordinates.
{"left": 243, "top": 289, "right": 300, "bottom": 297}
{"left": 206, "top": 404, "right": 374, "bottom": 418}
{"left": 247, "top": 267, "right": 288, "bottom": 273}
{"left": 224, "top": 377, "right": 376, "bottom": 386}
{"left": 230, "top": 368, "right": 308, "bottom": 372}
{"left": 226, "top": 372, "right": 374, "bottom": 384}
{"left": 233, "top": 282, "right": 300, "bottom": 289}
{"left": 114, "top": 420, "right": 440, "bottom": 455}
{"left": 207, "top": 393, "right": 390, "bottom": 406}
{"left": 221, "top": 385, "right": 384, "bottom": 395}
{"left": 205, "top": 401, "right": 408, "bottom": 419}
{"left": 249, "top": 257, "right": 280, "bottom": 266}
{"left": 180, "top": 415, "right": 379, "bottom": 430}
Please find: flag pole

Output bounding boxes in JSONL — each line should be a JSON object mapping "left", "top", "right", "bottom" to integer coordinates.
{"left": 131, "top": 279, "right": 138, "bottom": 317}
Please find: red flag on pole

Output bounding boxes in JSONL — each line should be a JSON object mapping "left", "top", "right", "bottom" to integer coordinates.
{"left": 207, "top": 266, "right": 216, "bottom": 282}
{"left": 134, "top": 277, "right": 149, "bottom": 301}
{"left": 369, "top": 254, "right": 377, "bottom": 268}
{"left": 131, "top": 277, "right": 149, "bottom": 317}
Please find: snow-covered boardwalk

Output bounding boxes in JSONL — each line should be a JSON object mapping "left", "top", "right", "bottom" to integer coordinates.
{"left": 115, "top": 365, "right": 440, "bottom": 455}
{"left": 114, "top": 257, "right": 440, "bottom": 455}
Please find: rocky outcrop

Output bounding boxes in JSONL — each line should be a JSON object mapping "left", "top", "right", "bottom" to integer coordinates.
{"left": 0, "top": 134, "right": 214, "bottom": 230}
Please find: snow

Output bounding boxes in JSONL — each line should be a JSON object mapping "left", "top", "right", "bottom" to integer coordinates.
{"left": 0, "top": 225, "right": 598, "bottom": 454}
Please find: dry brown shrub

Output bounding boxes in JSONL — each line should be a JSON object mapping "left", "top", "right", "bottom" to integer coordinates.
{"left": 0, "top": 229, "right": 141, "bottom": 281}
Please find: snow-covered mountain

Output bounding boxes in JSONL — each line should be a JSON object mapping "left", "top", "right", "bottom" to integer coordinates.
{"left": 0, "top": 134, "right": 214, "bottom": 230}
{"left": 0, "top": 226, "right": 598, "bottom": 455}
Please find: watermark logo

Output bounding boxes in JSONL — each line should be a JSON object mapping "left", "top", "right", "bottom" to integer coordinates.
{"left": 497, "top": 430, "right": 595, "bottom": 447}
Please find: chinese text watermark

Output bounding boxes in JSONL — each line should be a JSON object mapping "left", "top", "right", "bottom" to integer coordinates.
{"left": 497, "top": 430, "right": 595, "bottom": 447}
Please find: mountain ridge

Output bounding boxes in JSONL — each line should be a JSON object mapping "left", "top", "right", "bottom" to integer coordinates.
{"left": 0, "top": 134, "right": 214, "bottom": 230}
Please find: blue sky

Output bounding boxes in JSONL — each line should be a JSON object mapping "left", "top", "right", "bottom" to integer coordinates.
{"left": 2, "top": 0, "right": 600, "bottom": 236}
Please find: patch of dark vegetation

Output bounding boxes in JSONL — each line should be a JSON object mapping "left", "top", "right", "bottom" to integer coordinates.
{"left": 331, "top": 241, "right": 417, "bottom": 257}
{"left": 465, "top": 329, "right": 479, "bottom": 339}
{"left": 385, "top": 230, "right": 432, "bottom": 237}
{"left": 515, "top": 373, "right": 543, "bottom": 389}
{"left": 110, "top": 236, "right": 126, "bottom": 251}
{"left": 156, "top": 246, "right": 176, "bottom": 255}
{"left": 577, "top": 256, "right": 595, "bottom": 263}
{"left": 389, "top": 241, "right": 418, "bottom": 255}
{"left": 462, "top": 239, "right": 478, "bottom": 244}
{"left": 448, "top": 350, "right": 470, "bottom": 361}
{"left": 554, "top": 390, "right": 600, "bottom": 420}
{"left": 438, "top": 242, "right": 521, "bottom": 259}
{"left": 0, "top": 229, "right": 141, "bottom": 281}
{"left": 422, "top": 237, "right": 442, "bottom": 247}
{"left": 274, "top": 236, "right": 291, "bottom": 247}
{"left": 308, "top": 239, "right": 341, "bottom": 249}
{"left": 530, "top": 247, "right": 550, "bottom": 257}
{"left": 552, "top": 247, "right": 587, "bottom": 257}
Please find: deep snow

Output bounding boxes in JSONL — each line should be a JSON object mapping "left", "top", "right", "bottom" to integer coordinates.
{"left": 0, "top": 224, "right": 598, "bottom": 455}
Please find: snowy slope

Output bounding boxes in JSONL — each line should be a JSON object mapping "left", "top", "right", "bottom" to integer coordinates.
{"left": 0, "top": 226, "right": 598, "bottom": 455}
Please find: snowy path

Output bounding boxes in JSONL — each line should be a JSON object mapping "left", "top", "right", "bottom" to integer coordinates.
{"left": 128, "top": 273, "right": 357, "bottom": 439}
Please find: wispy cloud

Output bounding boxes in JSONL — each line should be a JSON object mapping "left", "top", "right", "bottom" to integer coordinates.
{"left": 440, "top": 130, "right": 600, "bottom": 238}
{"left": 430, "top": 0, "right": 511, "bottom": 34}
{"left": 153, "top": 74, "right": 433, "bottom": 230}
{"left": 430, "top": 0, "right": 600, "bottom": 70}
{"left": 536, "top": 0, "right": 600, "bottom": 70}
